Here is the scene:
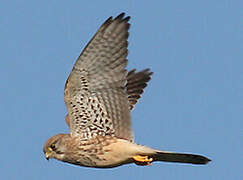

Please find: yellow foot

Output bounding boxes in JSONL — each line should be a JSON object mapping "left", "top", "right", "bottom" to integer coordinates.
{"left": 133, "top": 155, "right": 153, "bottom": 166}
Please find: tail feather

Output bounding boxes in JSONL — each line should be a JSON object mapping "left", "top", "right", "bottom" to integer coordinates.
{"left": 152, "top": 151, "right": 211, "bottom": 165}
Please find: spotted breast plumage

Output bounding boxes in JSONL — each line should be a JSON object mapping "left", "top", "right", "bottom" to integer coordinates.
{"left": 43, "top": 13, "right": 211, "bottom": 168}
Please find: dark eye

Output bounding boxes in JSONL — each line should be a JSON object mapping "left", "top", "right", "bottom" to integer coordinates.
{"left": 50, "top": 144, "right": 56, "bottom": 150}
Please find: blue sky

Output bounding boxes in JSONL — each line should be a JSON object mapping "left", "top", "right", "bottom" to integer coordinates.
{"left": 1, "top": 0, "right": 242, "bottom": 179}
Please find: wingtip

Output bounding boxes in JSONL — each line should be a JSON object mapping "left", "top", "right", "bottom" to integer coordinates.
{"left": 142, "top": 68, "right": 154, "bottom": 76}
{"left": 115, "top": 12, "right": 125, "bottom": 20}
{"left": 115, "top": 13, "right": 130, "bottom": 22}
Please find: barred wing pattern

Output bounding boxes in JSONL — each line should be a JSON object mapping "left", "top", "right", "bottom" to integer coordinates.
{"left": 65, "top": 13, "right": 133, "bottom": 141}
{"left": 64, "top": 69, "right": 153, "bottom": 127}
{"left": 126, "top": 69, "right": 153, "bottom": 110}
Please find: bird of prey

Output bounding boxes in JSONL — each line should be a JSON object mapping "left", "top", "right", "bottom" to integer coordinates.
{"left": 43, "top": 13, "right": 211, "bottom": 168}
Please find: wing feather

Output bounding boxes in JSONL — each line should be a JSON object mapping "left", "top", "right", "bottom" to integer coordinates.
{"left": 65, "top": 13, "right": 133, "bottom": 141}
{"left": 64, "top": 69, "right": 153, "bottom": 128}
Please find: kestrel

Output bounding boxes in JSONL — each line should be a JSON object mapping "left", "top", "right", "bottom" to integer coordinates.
{"left": 43, "top": 13, "right": 211, "bottom": 168}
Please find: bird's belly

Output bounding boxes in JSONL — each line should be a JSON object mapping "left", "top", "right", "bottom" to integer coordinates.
{"left": 64, "top": 138, "right": 141, "bottom": 168}
{"left": 91, "top": 139, "right": 139, "bottom": 168}
{"left": 94, "top": 152, "right": 133, "bottom": 168}
{"left": 65, "top": 152, "right": 131, "bottom": 168}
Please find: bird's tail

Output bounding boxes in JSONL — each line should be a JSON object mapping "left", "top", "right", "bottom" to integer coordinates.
{"left": 151, "top": 151, "right": 211, "bottom": 165}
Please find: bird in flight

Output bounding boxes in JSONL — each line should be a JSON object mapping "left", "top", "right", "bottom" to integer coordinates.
{"left": 43, "top": 13, "right": 211, "bottom": 168}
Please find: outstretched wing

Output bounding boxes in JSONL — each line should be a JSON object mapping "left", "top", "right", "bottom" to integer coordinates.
{"left": 65, "top": 13, "right": 133, "bottom": 141}
{"left": 126, "top": 69, "right": 153, "bottom": 110}
{"left": 65, "top": 69, "right": 153, "bottom": 127}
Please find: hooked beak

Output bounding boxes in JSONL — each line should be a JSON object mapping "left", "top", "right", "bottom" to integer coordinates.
{"left": 45, "top": 151, "right": 52, "bottom": 160}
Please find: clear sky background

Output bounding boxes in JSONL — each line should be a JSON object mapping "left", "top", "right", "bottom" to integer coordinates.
{"left": 1, "top": 0, "right": 242, "bottom": 180}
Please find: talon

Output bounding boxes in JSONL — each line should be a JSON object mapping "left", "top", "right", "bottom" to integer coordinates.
{"left": 133, "top": 155, "right": 153, "bottom": 164}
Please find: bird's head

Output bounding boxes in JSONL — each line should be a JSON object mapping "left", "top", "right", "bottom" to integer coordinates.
{"left": 43, "top": 134, "right": 70, "bottom": 161}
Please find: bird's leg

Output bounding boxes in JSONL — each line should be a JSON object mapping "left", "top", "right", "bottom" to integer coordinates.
{"left": 133, "top": 155, "right": 153, "bottom": 166}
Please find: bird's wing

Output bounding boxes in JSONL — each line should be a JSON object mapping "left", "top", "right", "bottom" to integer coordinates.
{"left": 65, "top": 13, "right": 133, "bottom": 141}
{"left": 126, "top": 69, "right": 153, "bottom": 110}
{"left": 65, "top": 69, "right": 153, "bottom": 127}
